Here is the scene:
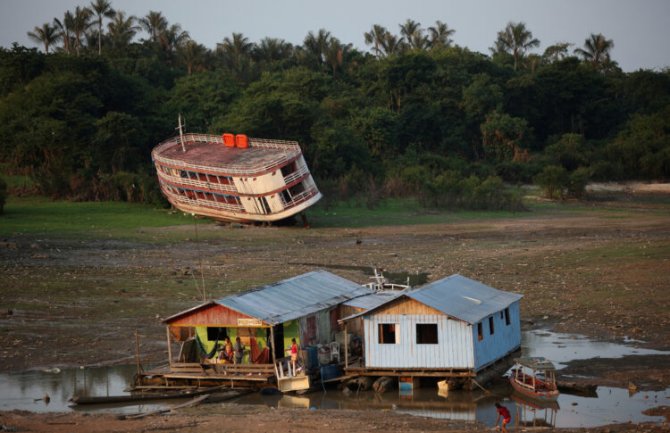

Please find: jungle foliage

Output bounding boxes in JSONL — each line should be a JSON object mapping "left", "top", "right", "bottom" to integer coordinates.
{"left": 1, "top": 7, "right": 669, "bottom": 211}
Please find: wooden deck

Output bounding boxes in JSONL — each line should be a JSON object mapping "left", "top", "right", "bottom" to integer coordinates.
{"left": 137, "top": 362, "right": 275, "bottom": 390}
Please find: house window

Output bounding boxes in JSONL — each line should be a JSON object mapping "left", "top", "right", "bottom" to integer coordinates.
{"left": 477, "top": 323, "right": 483, "bottom": 341}
{"left": 489, "top": 316, "right": 495, "bottom": 335}
{"left": 207, "top": 327, "right": 227, "bottom": 341}
{"left": 378, "top": 323, "right": 397, "bottom": 344}
{"left": 416, "top": 324, "right": 438, "bottom": 344}
{"left": 504, "top": 308, "right": 511, "bottom": 325}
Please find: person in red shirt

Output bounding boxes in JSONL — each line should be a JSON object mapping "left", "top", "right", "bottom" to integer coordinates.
{"left": 495, "top": 402, "right": 511, "bottom": 432}
{"left": 289, "top": 338, "right": 299, "bottom": 375}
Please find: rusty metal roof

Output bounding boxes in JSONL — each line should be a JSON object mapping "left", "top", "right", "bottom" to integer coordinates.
{"left": 406, "top": 274, "right": 523, "bottom": 324}
{"left": 217, "top": 270, "right": 373, "bottom": 325}
{"left": 342, "top": 290, "right": 404, "bottom": 310}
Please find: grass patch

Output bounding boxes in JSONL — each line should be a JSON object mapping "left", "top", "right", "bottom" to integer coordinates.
{"left": 0, "top": 196, "right": 195, "bottom": 238}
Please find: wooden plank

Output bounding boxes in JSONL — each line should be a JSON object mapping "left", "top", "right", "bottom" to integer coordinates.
{"left": 123, "top": 394, "right": 210, "bottom": 420}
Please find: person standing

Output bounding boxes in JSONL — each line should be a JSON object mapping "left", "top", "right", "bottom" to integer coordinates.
{"left": 234, "top": 336, "right": 245, "bottom": 364}
{"left": 289, "top": 338, "right": 299, "bottom": 375}
{"left": 494, "top": 402, "right": 512, "bottom": 433}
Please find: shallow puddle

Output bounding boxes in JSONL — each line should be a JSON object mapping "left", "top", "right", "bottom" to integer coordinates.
{"left": 1, "top": 330, "right": 669, "bottom": 427}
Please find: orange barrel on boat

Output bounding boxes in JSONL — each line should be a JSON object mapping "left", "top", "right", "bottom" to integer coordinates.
{"left": 236, "top": 134, "right": 249, "bottom": 149}
{"left": 223, "top": 133, "right": 235, "bottom": 147}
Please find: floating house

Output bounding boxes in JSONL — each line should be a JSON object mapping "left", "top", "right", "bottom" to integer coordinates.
{"left": 151, "top": 126, "right": 322, "bottom": 223}
{"left": 137, "top": 270, "right": 372, "bottom": 389}
{"left": 340, "top": 274, "right": 523, "bottom": 387}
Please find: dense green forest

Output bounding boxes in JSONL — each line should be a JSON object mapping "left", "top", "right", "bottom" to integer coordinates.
{"left": 1, "top": 1, "right": 669, "bottom": 210}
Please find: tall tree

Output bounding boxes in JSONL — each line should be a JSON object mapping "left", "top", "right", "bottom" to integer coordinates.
{"left": 543, "top": 42, "right": 572, "bottom": 63}
{"left": 217, "top": 32, "right": 253, "bottom": 78}
{"left": 54, "top": 11, "right": 74, "bottom": 54}
{"left": 71, "top": 6, "right": 93, "bottom": 56}
{"left": 574, "top": 33, "right": 614, "bottom": 69}
{"left": 178, "top": 40, "right": 208, "bottom": 75}
{"left": 27, "top": 22, "right": 61, "bottom": 54}
{"left": 364, "top": 24, "right": 389, "bottom": 57}
{"left": 303, "top": 29, "right": 332, "bottom": 66}
{"left": 399, "top": 19, "right": 426, "bottom": 50}
{"left": 324, "top": 37, "right": 350, "bottom": 76}
{"left": 428, "top": 20, "right": 455, "bottom": 49}
{"left": 107, "top": 11, "right": 139, "bottom": 49}
{"left": 492, "top": 21, "right": 540, "bottom": 70}
{"left": 90, "top": 0, "right": 115, "bottom": 55}
{"left": 139, "top": 10, "right": 167, "bottom": 44}
{"left": 253, "top": 37, "right": 293, "bottom": 66}
{"left": 159, "top": 23, "right": 189, "bottom": 53}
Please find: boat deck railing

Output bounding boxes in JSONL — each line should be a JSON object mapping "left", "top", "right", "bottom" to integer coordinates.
{"left": 153, "top": 134, "right": 301, "bottom": 176}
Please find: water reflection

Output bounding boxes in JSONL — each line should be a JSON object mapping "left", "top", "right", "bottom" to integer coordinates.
{"left": 522, "top": 329, "right": 670, "bottom": 368}
{"left": 0, "top": 330, "right": 669, "bottom": 427}
{"left": 0, "top": 365, "right": 148, "bottom": 413}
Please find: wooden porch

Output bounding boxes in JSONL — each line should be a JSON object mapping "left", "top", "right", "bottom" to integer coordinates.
{"left": 135, "top": 362, "right": 276, "bottom": 390}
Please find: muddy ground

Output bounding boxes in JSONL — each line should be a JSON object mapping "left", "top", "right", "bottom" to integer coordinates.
{"left": 1, "top": 191, "right": 670, "bottom": 432}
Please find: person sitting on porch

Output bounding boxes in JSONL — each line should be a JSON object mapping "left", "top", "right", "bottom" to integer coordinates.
{"left": 219, "top": 337, "right": 234, "bottom": 363}
{"left": 234, "top": 336, "right": 245, "bottom": 364}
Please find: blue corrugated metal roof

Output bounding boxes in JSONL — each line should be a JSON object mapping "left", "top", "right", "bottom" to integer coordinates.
{"left": 406, "top": 274, "right": 522, "bottom": 324}
{"left": 217, "top": 270, "right": 374, "bottom": 325}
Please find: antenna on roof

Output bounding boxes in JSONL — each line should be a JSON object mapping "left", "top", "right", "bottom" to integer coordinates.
{"left": 177, "top": 114, "right": 186, "bottom": 152}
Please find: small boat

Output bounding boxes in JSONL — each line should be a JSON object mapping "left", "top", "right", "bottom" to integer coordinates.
{"left": 151, "top": 116, "right": 322, "bottom": 223}
{"left": 509, "top": 357, "right": 559, "bottom": 401}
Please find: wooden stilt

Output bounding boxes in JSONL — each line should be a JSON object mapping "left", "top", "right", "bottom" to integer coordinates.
{"left": 166, "top": 326, "right": 173, "bottom": 367}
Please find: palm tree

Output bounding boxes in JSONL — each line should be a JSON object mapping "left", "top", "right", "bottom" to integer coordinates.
{"left": 364, "top": 24, "right": 389, "bottom": 57}
{"left": 90, "top": 0, "right": 115, "bottom": 55}
{"left": 71, "top": 6, "right": 93, "bottom": 56}
{"left": 217, "top": 32, "right": 253, "bottom": 76}
{"left": 303, "top": 29, "right": 332, "bottom": 66}
{"left": 542, "top": 42, "right": 572, "bottom": 63}
{"left": 492, "top": 21, "right": 540, "bottom": 70}
{"left": 428, "top": 20, "right": 455, "bottom": 49}
{"left": 399, "top": 19, "right": 426, "bottom": 50}
{"left": 324, "top": 37, "right": 350, "bottom": 76}
{"left": 253, "top": 37, "right": 293, "bottom": 65}
{"left": 159, "top": 23, "right": 189, "bottom": 53}
{"left": 139, "top": 10, "right": 167, "bottom": 44}
{"left": 382, "top": 33, "right": 403, "bottom": 57}
{"left": 178, "top": 40, "right": 208, "bottom": 75}
{"left": 107, "top": 11, "right": 139, "bottom": 49}
{"left": 27, "top": 22, "right": 62, "bottom": 53}
{"left": 574, "top": 33, "right": 614, "bottom": 68}
{"left": 54, "top": 11, "right": 74, "bottom": 54}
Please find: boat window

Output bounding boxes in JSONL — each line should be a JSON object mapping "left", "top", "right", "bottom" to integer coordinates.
{"left": 504, "top": 308, "right": 511, "bottom": 325}
{"left": 477, "top": 322, "right": 483, "bottom": 341}
{"left": 416, "top": 323, "right": 438, "bottom": 344}
{"left": 280, "top": 161, "right": 298, "bottom": 177}
{"left": 281, "top": 190, "right": 291, "bottom": 205}
{"left": 489, "top": 316, "right": 495, "bottom": 335}
{"left": 378, "top": 323, "right": 398, "bottom": 344}
{"left": 289, "top": 181, "right": 306, "bottom": 197}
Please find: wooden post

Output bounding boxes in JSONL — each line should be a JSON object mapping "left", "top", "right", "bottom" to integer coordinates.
{"left": 344, "top": 323, "right": 349, "bottom": 369}
{"left": 166, "top": 326, "right": 173, "bottom": 367}
{"left": 134, "top": 330, "right": 143, "bottom": 375}
{"left": 269, "top": 326, "right": 276, "bottom": 365}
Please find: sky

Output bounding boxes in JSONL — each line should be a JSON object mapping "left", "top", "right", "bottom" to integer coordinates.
{"left": 1, "top": 0, "right": 669, "bottom": 72}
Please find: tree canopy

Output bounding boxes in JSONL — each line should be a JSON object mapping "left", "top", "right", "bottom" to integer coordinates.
{"left": 0, "top": 4, "right": 668, "bottom": 208}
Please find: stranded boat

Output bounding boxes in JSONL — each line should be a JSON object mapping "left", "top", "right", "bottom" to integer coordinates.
{"left": 151, "top": 117, "right": 322, "bottom": 223}
{"left": 509, "top": 357, "right": 559, "bottom": 401}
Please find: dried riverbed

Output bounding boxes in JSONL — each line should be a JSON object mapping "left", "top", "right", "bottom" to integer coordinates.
{"left": 1, "top": 194, "right": 670, "bottom": 432}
